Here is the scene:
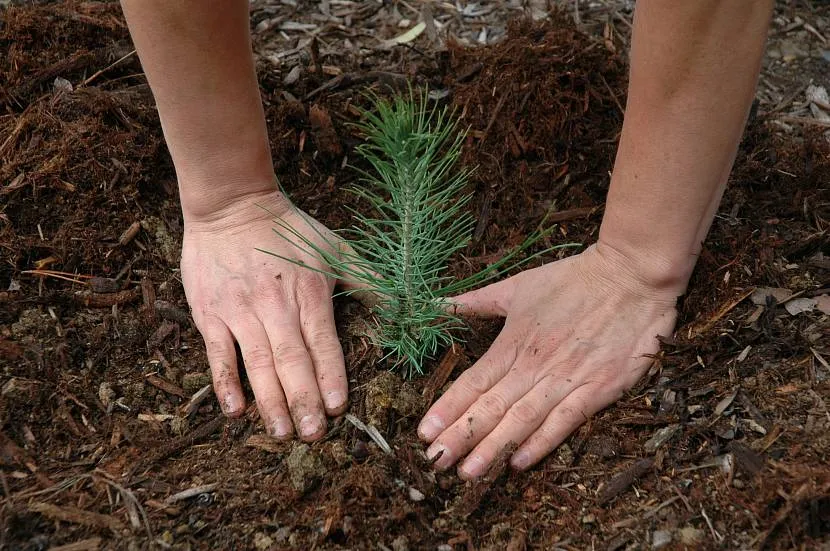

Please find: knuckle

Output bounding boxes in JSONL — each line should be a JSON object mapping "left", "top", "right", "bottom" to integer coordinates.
{"left": 460, "top": 368, "right": 492, "bottom": 395}
{"left": 296, "top": 274, "right": 330, "bottom": 303}
{"left": 243, "top": 346, "right": 274, "bottom": 372}
{"left": 273, "top": 343, "right": 309, "bottom": 365}
{"left": 510, "top": 400, "right": 543, "bottom": 425}
{"left": 477, "top": 392, "right": 510, "bottom": 419}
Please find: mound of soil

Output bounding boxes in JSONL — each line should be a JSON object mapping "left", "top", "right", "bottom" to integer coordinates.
{"left": 1, "top": 3, "right": 828, "bottom": 550}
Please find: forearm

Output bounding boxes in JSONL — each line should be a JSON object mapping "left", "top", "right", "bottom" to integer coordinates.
{"left": 598, "top": 0, "right": 773, "bottom": 294}
{"left": 120, "top": 0, "right": 276, "bottom": 220}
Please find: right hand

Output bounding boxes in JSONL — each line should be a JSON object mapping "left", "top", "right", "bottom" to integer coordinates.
{"left": 180, "top": 190, "right": 348, "bottom": 442}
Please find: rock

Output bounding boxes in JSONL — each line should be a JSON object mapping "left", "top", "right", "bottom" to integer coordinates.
{"left": 395, "top": 381, "right": 426, "bottom": 418}
{"left": 140, "top": 216, "right": 179, "bottom": 266}
{"left": 408, "top": 487, "right": 425, "bottom": 502}
{"left": 98, "top": 382, "right": 116, "bottom": 411}
{"left": 391, "top": 536, "right": 409, "bottom": 551}
{"left": 679, "top": 526, "right": 703, "bottom": 545}
{"left": 182, "top": 371, "right": 212, "bottom": 393}
{"left": 286, "top": 443, "right": 324, "bottom": 493}
{"left": 253, "top": 532, "right": 273, "bottom": 551}
{"left": 365, "top": 371, "right": 402, "bottom": 427}
{"left": 652, "top": 530, "right": 672, "bottom": 549}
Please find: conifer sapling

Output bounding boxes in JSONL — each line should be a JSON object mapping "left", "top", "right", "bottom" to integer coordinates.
{"left": 260, "top": 91, "right": 578, "bottom": 377}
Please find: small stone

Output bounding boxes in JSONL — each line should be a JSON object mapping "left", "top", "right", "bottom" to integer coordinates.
{"left": 391, "top": 536, "right": 409, "bottom": 551}
{"left": 286, "top": 443, "right": 324, "bottom": 493}
{"left": 679, "top": 526, "right": 703, "bottom": 545}
{"left": 364, "top": 371, "right": 402, "bottom": 427}
{"left": 408, "top": 487, "right": 425, "bottom": 502}
{"left": 98, "top": 382, "right": 116, "bottom": 410}
{"left": 253, "top": 532, "right": 274, "bottom": 551}
{"left": 652, "top": 530, "right": 672, "bottom": 549}
{"left": 182, "top": 371, "right": 212, "bottom": 393}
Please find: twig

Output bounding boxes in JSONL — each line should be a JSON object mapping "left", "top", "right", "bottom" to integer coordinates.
{"left": 344, "top": 414, "right": 392, "bottom": 454}
{"left": 777, "top": 115, "right": 830, "bottom": 128}
{"left": 164, "top": 483, "right": 218, "bottom": 505}
{"left": 81, "top": 49, "right": 137, "bottom": 87}
{"left": 700, "top": 505, "right": 723, "bottom": 543}
{"left": 479, "top": 93, "right": 508, "bottom": 146}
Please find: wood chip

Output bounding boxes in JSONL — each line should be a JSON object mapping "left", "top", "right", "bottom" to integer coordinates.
{"left": 29, "top": 502, "right": 126, "bottom": 534}
{"left": 597, "top": 458, "right": 654, "bottom": 504}
{"left": 181, "top": 384, "right": 213, "bottom": 417}
{"left": 144, "top": 373, "right": 187, "bottom": 398}
{"left": 423, "top": 343, "right": 463, "bottom": 405}
{"left": 164, "top": 483, "right": 218, "bottom": 505}
{"left": 48, "top": 537, "right": 102, "bottom": 551}
{"left": 643, "top": 424, "right": 681, "bottom": 452}
{"left": 714, "top": 387, "right": 739, "bottom": 417}
{"left": 455, "top": 441, "right": 517, "bottom": 516}
{"left": 245, "top": 433, "right": 284, "bottom": 454}
{"left": 118, "top": 221, "right": 141, "bottom": 246}
{"left": 816, "top": 295, "right": 830, "bottom": 315}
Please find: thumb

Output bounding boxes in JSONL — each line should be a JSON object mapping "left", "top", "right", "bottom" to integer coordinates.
{"left": 447, "top": 276, "right": 516, "bottom": 318}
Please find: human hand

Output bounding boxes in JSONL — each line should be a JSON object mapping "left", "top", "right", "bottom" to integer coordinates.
{"left": 181, "top": 190, "right": 348, "bottom": 442}
{"left": 417, "top": 244, "right": 679, "bottom": 478}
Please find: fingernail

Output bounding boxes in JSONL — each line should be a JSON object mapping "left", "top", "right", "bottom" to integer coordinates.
{"left": 418, "top": 415, "right": 445, "bottom": 441}
{"left": 427, "top": 443, "right": 450, "bottom": 470}
{"left": 269, "top": 418, "right": 293, "bottom": 440}
{"left": 221, "top": 394, "right": 242, "bottom": 416}
{"left": 324, "top": 391, "right": 346, "bottom": 411}
{"left": 511, "top": 450, "right": 530, "bottom": 470}
{"left": 460, "top": 454, "right": 486, "bottom": 479}
{"left": 299, "top": 415, "right": 322, "bottom": 439}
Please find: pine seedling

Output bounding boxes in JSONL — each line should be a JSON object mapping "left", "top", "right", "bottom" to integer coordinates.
{"left": 261, "top": 90, "right": 577, "bottom": 378}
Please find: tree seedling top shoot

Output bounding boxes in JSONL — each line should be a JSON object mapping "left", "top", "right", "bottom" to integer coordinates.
{"left": 260, "top": 90, "right": 578, "bottom": 377}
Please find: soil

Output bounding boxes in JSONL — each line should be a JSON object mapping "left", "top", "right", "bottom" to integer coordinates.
{"left": 2, "top": 2, "right": 829, "bottom": 550}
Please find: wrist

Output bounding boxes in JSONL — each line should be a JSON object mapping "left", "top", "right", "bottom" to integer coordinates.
{"left": 591, "top": 236, "right": 693, "bottom": 299}
{"left": 180, "top": 184, "right": 291, "bottom": 228}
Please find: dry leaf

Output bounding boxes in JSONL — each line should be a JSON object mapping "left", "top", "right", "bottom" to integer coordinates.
{"left": 751, "top": 287, "right": 792, "bottom": 305}
{"left": 784, "top": 297, "right": 816, "bottom": 316}
{"left": 815, "top": 294, "right": 830, "bottom": 315}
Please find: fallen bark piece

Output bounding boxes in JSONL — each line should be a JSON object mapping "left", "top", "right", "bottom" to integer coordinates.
{"left": 597, "top": 458, "right": 654, "bottom": 504}
{"left": 48, "top": 537, "right": 102, "bottom": 551}
{"left": 74, "top": 287, "right": 140, "bottom": 307}
{"left": 455, "top": 441, "right": 517, "bottom": 517}
{"left": 245, "top": 433, "right": 284, "bottom": 454}
{"left": 644, "top": 424, "right": 681, "bottom": 452}
{"left": 164, "top": 483, "right": 218, "bottom": 505}
{"left": 29, "top": 502, "right": 126, "bottom": 534}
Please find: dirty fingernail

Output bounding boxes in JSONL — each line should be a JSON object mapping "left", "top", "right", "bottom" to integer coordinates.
{"left": 418, "top": 415, "right": 445, "bottom": 441}
{"left": 460, "top": 454, "right": 486, "bottom": 479}
{"left": 269, "top": 418, "right": 293, "bottom": 440}
{"left": 427, "top": 443, "right": 450, "bottom": 470}
{"left": 299, "top": 415, "right": 322, "bottom": 439}
{"left": 511, "top": 450, "right": 530, "bottom": 470}
{"left": 324, "top": 390, "right": 346, "bottom": 411}
{"left": 221, "top": 393, "right": 243, "bottom": 416}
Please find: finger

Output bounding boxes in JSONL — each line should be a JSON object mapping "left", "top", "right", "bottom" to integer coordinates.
{"left": 198, "top": 317, "right": 246, "bottom": 418}
{"left": 426, "top": 364, "right": 538, "bottom": 472}
{"left": 447, "top": 277, "right": 516, "bottom": 318}
{"left": 259, "top": 306, "right": 327, "bottom": 442}
{"left": 295, "top": 275, "right": 348, "bottom": 415}
{"left": 457, "top": 375, "right": 574, "bottom": 479}
{"left": 418, "top": 329, "right": 518, "bottom": 444}
{"left": 228, "top": 318, "right": 294, "bottom": 440}
{"left": 510, "top": 384, "right": 604, "bottom": 471}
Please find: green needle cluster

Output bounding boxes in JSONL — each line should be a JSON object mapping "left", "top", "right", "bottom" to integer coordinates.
{"left": 262, "top": 90, "right": 576, "bottom": 377}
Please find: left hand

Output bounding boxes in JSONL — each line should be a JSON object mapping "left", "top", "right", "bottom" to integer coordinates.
{"left": 417, "top": 244, "right": 679, "bottom": 478}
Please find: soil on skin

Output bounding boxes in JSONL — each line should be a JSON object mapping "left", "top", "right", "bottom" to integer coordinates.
{"left": 2, "top": 2, "right": 829, "bottom": 550}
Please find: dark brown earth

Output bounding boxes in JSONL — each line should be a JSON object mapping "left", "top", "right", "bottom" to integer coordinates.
{"left": 1, "top": 2, "right": 829, "bottom": 550}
